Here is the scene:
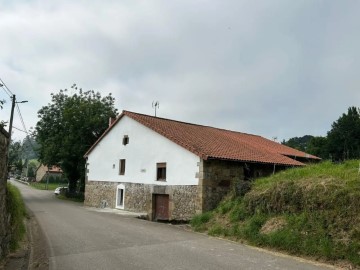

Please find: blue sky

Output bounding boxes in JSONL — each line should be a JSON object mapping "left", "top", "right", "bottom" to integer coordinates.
{"left": 1, "top": 0, "right": 359, "bottom": 142}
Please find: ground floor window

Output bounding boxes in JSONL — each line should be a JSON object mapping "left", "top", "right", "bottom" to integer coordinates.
{"left": 116, "top": 184, "right": 125, "bottom": 209}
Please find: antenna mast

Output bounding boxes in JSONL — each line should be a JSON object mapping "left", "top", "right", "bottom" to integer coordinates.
{"left": 152, "top": 101, "right": 159, "bottom": 117}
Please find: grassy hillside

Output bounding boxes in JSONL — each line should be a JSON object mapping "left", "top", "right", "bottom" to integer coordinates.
{"left": 191, "top": 160, "right": 360, "bottom": 267}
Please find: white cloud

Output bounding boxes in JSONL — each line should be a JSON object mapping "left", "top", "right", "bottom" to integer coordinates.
{"left": 1, "top": 0, "right": 360, "bottom": 143}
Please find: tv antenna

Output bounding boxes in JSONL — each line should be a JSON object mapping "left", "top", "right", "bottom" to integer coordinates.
{"left": 152, "top": 101, "right": 159, "bottom": 117}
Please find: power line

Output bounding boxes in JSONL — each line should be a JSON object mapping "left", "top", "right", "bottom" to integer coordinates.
{"left": 12, "top": 126, "right": 28, "bottom": 133}
{"left": 16, "top": 103, "right": 28, "bottom": 134}
{"left": 0, "top": 78, "right": 14, "bottom": 96}
{"left": 1, "top": 86, "right": 11, "bottom": 98}
{"left": 15, "top": 103, "right": 36, "bottom": 153}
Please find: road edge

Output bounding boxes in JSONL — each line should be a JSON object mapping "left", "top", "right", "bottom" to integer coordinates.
{"left": 25, "top": 208, "right": 49, "bottom": 270}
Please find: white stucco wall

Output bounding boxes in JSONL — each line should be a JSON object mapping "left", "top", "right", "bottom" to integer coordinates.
{"left": 87, "top": 115, "right": 200, "bottom": 185}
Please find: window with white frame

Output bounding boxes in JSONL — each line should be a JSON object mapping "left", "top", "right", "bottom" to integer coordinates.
{"left": 116, "top": 184, "right": 125, "bottom": 209}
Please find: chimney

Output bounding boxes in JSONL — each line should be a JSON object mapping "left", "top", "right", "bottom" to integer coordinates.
{"left": 109, "top": 117, "right": 116, "bottom": 127}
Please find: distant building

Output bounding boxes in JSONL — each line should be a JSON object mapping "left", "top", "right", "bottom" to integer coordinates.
{"left": 35, "top": 164, "right": 63, "bottom": 182}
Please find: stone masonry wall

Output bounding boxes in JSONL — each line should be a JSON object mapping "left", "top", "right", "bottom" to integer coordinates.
{"left": 198, "top": 160, "right": 288, "bottom": 212}
{"left": 171, "top": 185, "right": 199, "bottom": 220}
{"left": 199, "top": 159, "right": 245, "bottom": 212}
{"left": 84, "top": 181, "right": 117, "bottom": 208}
{"left": 125, "top": 183, "right": 152, "bottom": 213}
{"left": 85, "top": 180, "right": 199, "bottom": 221}
{"left": 0, "top": 127, "right": 9, "bottom": 259}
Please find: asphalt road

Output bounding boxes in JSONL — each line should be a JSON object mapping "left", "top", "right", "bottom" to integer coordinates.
{"left": 12, "top": 180, "right": 335, "bottom": 270}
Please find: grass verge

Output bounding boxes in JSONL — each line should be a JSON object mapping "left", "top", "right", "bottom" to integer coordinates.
{"left": 191, "top": 160, "right": 360, "bottom": 267}
{"left": 6, "top": 182, "right": 26, "bottom": 251}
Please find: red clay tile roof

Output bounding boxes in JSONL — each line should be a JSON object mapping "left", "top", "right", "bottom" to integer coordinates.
{"left": 85, "top": 111, "right": 320, "bottom": 166}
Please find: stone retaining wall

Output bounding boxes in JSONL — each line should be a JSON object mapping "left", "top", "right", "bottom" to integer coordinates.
{"left": 0, "top": 127, "right": 9, "bottom": 259}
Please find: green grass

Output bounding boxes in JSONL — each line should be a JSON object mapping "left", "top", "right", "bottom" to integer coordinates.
{"left": 190, "top": 212, "right": 213, "bottom": 232}
{"left": 190, "top": 160, "right": 360, "bottom": 267}
{"left": 30, "top": 182, "right": 65, "bottom": 191}
{"left": 6, "top": 183, "right": 26, "bottom": 251}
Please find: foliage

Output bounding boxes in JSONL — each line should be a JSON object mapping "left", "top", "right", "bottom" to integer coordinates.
{"left": 27, "top": 159, "right": 39, "bottom": 178}
{"left": 327, "top": 106, "right": 360, "bottom": 161}
{"left": 190, "top": 161, "right": 360, "bottom": 267}
{"left": 35, "top": 84, "right": 118, "bottom": 193}
{"left": 283, "top": 106, "right": 360, "bottom": 161}
{"left": 8, "top": 141, "right": 23, "bottom": 173}
{"left": 0, "top": 99, "right": 7, "bottom": 128}
{"left": 21, "top": 135, "right": 39, "bottom": 160}
{"left": 282, "top": 135, "right": 314, "bottom": 152}
{"left": 40, "top": 175, "right": 68, "bottom": 184}
{"left": 8, "top": 137, "right": 39, "bottom": 176}
{"left": 6, "top": 183, "right": 26, "bottom": 251}
{"left": 190, "top": 212, "right": 213, "bottom": 232}
{"left": 306, "top": 136, "right": 329, "bottom": 160}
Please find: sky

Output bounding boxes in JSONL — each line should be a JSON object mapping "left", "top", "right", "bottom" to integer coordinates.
{"left": 1, "top": 0, "right": 359, "bottom": 143}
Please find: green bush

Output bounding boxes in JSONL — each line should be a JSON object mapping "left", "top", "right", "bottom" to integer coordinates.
{"left": 6, "top": 183, "right": 26, "bottom": 251}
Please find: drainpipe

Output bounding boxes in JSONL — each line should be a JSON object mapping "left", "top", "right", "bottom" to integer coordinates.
{"left": 273, "top": 164, "right": 276, "bottom": 175}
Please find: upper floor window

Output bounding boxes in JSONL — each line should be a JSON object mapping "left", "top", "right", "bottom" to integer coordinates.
{"left": 156, "top": 162, "right": 166, "bottom": 181}
{"left": 123, "top": 135, "right": 129, "bottom": 145}
{"left": 119, "top": 159, "right": 126, "bottom": 175}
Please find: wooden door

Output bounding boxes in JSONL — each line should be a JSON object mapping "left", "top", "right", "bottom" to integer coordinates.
{"left": 154, "top": 194, "right": 169, "bottom": 220}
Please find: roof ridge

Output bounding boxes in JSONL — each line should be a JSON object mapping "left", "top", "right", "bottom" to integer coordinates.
{"left": 123, "top": 110, "right": 261, "bottom": 138}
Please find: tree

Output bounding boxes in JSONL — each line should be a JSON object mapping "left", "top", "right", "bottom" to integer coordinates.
{"left": 27, "top": 160, "right": 39, "bottom": 178}
{"left": 327, "top": 106, "right": 360, "bottom": 161}
{"left": 21, "top": 135, "right": 39, "bottom": 160}
{"left": 282, "top": 135, "right": 314, "bottom": 152}
{"left": 307, "top": 136, "right": 328, "bottom": 160}
{"left": 35, "top": 85, "right": 118, "bottom": 193}
{"left": 8, "top": 141, "right": 22, "bottom": 174}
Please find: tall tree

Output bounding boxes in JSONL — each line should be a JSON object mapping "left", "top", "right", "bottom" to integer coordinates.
{"left": 307, "top": 136, "right": 328, "bottom": 160}
{"left": 327, "top": 106, "right": 360, "bottom": 161}
{"left": 35, "top": 85, "right": 118, "bottom": 193}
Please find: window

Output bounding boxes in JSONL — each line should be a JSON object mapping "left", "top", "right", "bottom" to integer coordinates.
{"left": 122, "top": 135, "right": 129, "bottom": 145}
{"left": 156, "top": 162, "right": 166, "bottom": 181}
{"left": 116, "top": 184, "right": 125, "bottom": 209}
{"left": 119, "top": 159, "right": 125, "bottom": 175}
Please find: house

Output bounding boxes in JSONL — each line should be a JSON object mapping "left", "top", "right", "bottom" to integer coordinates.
{"left": 35, "top": 164, "right": 63, "bottom": 182}
{"left": 84, "top": 111, "right": 320, "bottom": 221}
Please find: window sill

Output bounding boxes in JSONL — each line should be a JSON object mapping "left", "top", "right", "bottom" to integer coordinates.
{"left": 156, "top": 179, "right": 167, "bottom": 182}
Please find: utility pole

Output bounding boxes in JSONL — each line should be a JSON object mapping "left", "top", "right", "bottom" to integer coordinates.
{"left": 9, "top": 94, "right": 16, "bottom": 141}
{"left": 8, "top": 94, "right": 28, "bottom": 140}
